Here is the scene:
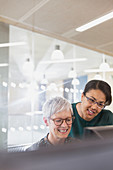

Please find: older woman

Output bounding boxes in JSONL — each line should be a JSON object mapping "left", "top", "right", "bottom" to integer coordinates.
{"left": 26, "top": 96, "right": 77, "bottom": 151}
{"left": 69, "top": 79, "right": 113, "bottom": 139}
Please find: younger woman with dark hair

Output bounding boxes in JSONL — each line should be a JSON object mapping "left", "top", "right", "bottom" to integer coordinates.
{"left": 69, "top": 79, "right": 113, "bottom": 139}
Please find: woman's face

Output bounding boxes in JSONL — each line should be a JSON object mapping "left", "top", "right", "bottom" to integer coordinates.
{"left": 81, "top": 89, "right": 106, "bottom": 121}
{"left": 48, "top": 109, "right": 72, "bottom": 144}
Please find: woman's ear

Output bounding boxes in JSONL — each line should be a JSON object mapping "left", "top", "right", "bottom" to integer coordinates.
{"left": 81, "top": 92, "right": 84, "bottom": 102}
{"left": 43, "top": 117, "right": 49, "bottom": 126}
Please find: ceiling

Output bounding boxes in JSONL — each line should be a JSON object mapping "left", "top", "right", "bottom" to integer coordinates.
{"left": 0, "top": 0, "right": 113, "bottom": 56}
{"left": 0, "top": 0, "right": 113, "bottom": 82}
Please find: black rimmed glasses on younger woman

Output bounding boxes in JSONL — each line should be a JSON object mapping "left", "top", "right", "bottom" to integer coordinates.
{"left": 50, "top": 116, "right": 75, "bottom": 126}
{"left": 84, "top": 94, "right": 105, "bottom": 109}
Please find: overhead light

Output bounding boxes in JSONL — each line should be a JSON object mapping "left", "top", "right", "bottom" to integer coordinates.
{"left": 72, "top": 78, "right": 80, "bottom": 85}
{"left": 23, "top": 58, "right": 34, "bottom": 76}
{"left": 51, "top": 45, "right": 64, "bottom": 60}
{"left": 85, "top": 61, "right": 113, "bottom": 73}
{"left": 0, "top": 42, "right": 26, "bottom": 47}
{"left": 47, "top": 83, "right": 57, "bottom": 91}
{"left": 76, "top": 11, "right": 113, "bottom": 32}
{"left": 68, "top": 67, "right": 77, "bottom": 78}
{"left": 2, "top": 82, "right": 8, "bottom": 87}
{"left": 65, "top": 87, "right": 69, "bottom": 93}
{"left": 94, "top": 73, "right": 102, "bottom": 80}
{"left": 2, "top": 128, "right": 7, "bottom": 133}
{"left": 39, "top": 58, "right": 87, "bottom": 64}
{"left": 10, "top": 82, "right": 16, "bottom": 88}
{"left": 99, "top": 62, "right": 110, "bottom": 71}
{"left": 0, "top": 63, "right": 8, "bottom": 67}
{"left": 41, "top": 74, "right": 48, "bottom": 84}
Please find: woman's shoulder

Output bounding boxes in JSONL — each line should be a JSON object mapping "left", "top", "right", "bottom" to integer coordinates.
{"left": 26, "top": 141, "right": 39, "bottom": 151}
{"left": 100, "top": 109, "right": 113, "bottom": 124}
{"left": 101, "top": 108, "right": 113, "bottom": 115}
{"left": 26, "top": 137, "right": 46, "bottom": 151}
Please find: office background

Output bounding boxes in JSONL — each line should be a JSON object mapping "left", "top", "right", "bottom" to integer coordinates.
{"left": 0, "top": 0, "right": 113, "bottom": 149}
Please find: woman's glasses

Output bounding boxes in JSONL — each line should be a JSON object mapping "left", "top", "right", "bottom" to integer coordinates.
{"left": 85, "top": 95, "right": 105, "bottom": 109}
{"left": 50, "top": 116, "right": 75, "bottom": 126}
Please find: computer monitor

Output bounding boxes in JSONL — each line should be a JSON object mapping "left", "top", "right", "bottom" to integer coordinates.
{"left": 84, "top": 125, "right": 113, "bottom": 140}
{"left": 0, "top": 138, "right": 113, "bottom": 170}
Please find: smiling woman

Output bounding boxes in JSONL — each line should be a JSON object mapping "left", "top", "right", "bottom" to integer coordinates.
{"left": 69, "top": 79, "right": 113, "bottom": 139}
{"left": 26, "top": 96, "right": 78, "bottom": 151}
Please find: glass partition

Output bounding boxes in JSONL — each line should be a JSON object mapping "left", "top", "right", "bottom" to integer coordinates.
{"left": 0, "top": 22, "right": 113, "bottom": 148}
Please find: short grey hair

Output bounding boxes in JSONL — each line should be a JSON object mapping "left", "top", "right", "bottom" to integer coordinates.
{"left": 42, "top": 96, "right": 73, "bottom": 119}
